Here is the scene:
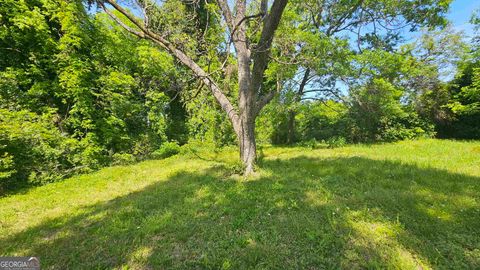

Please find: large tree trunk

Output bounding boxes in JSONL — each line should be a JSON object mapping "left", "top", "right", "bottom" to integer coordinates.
{"left": 236, "top": 51, "right": 257, "bottom": 175}
{"left": 232, "top": 101, "right": 257, "bottom": 175}
{"left": 238, "top": 115, "right": 257, "bottom": 175}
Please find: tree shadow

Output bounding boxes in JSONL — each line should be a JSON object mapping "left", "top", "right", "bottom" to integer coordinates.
{"left": 261, "top": 156, "right": 480, "bottom": 268}
{"left": 1, "top": 156, "right": 479, "bottom": 269}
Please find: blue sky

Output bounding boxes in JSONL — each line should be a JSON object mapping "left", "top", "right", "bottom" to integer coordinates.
{"left": 447, "top": 0, "right": 479, "bottom": 37}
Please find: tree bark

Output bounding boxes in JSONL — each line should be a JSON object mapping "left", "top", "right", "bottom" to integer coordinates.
{"left": 237, "top": 114, "right": 257, "bottom": 174}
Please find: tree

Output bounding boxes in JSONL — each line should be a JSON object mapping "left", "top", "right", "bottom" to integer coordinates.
{"left": 273, "top": 0, "right": 451, "bottom": 143}
{"left": 443, "top": 13, "right": 480, "bottom": 139}
{"left": 95, "top": 0, "right": 288, "bottom": 174}
{"left": 95, "top": 0, "right": 451, "bottom": 173}
{"left": 0, "top": 0, "right": 186, "bottom": 189}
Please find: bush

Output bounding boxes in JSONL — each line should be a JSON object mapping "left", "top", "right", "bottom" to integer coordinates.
{"left": 152, "top": 141, "right": 181, "bottom": 159}
{"left": 299, "top": 138, "right": 318, "bottom": 149}
{"left": 326, "top": 136, "right": 347, "bottom": 148}
{"left": 298, "top": 101, "right": 348, "bottom": 142}
{"left": 112, "top": 153, "right": 136, "bottom": 165}
{"left": 0, "top": 109, "right": 115, "bottom": 191}
{"left": 0, "top": 109, "right": 67, "bottom": 189}
{"left": 0, "top": 151, "right": 15, "bottom": 186}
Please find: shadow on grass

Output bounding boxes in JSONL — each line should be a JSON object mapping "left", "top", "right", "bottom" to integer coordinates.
{"left": 2, "top": 156, "right": 479, "bottom": 269}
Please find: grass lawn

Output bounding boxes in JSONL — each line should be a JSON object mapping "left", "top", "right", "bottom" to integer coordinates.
{"left": 1, "top": 139, "right": 479, "bottom": 269}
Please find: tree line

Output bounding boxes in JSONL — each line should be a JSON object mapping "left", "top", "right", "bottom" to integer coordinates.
{"left": 0, "top": 0, "right": 479, "bottom": 190}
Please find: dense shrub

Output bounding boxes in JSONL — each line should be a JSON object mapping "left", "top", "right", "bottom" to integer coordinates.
{"left": 0, "top": 110, "right": 70, "bottom": 189}
{"left": 297, "top": 101, "right": 348, "bottom": 142}
{"left": 112, "top": 153, "right": 136, "bottom": 165}
{"left": 345, "top": 79, "right": 435, "bottom": 142}
{"left": 326, "top": 136, "right": 347, "bottom": 148}
{"left": 152, "top": 141, "right": 181, "bottom": 159}
{"left": 0, "top": 0, "right": 188, "bottom": 191}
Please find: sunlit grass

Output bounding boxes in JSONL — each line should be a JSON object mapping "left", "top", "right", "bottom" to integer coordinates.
{"left": 1, "top": 139, "right": 479, "bottom": 269}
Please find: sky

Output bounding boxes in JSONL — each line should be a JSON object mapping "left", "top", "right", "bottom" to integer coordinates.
{"left": 446, "top": 0, "right": 479, "bottom": 37}
{"left": 326, "top": 0, "right": 480, "bottom": 94}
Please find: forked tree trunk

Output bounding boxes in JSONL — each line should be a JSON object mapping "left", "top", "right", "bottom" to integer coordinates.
{"left": 99, "top": 0, "right": 288, "bottom": 176}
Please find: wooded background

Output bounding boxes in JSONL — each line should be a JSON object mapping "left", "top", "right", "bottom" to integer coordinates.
{"left": 1, "top": 0, "right": 479, "bottom": 188}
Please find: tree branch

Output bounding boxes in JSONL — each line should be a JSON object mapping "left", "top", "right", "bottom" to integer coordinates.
{"left": 256, "top": 73, "right": 282, "bottom": 115}
{"left": 99, "top": 0, "right": 239, "bottom": 126}
{"left": 216, "top": 0, "right": 234, "bottom": 32}
{"left": 231, "top": 0, "right": 250, "bottom": 56}
{"left": 296, "top": 68, "right": 311, "bottom": 99}
{"left": 99, "top": 2, "right": 145, "bottom": 38}
{"left": 250, "top": 0, "right": 288, "bottom": 97}
{"left": 255, "top": 90, "right": 276, "bottom": 115}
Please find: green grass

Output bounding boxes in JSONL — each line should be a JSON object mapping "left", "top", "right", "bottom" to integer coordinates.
{"left": 1, "top": 139, "right": 479, "bottom": 269}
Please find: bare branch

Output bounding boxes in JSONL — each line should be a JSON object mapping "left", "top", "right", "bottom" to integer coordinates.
{"left": 296, "top": 68, "right": 311, "bottom": 98}
{"left": 255, "top": 72, "right": 282, "bottom": 115}
{"left": 216, "top": 0, "right": 234, "bottom": 32}
{"left": 99, "top": 2, "right": 145, "bottom": 38}
{"left": 261, "top": 0, "right": 268, "bottom": 15}
{"left": 256, "top": 91, "right": 276, "bottom": 115}
{"left": 231, "top": 13, "right": 265, "bottom": 38}
{"left": 300, "top": 97, "right": 344, "bottom": 112}
{"left": 325, "top": 0, "right": 363, "bottom": 35}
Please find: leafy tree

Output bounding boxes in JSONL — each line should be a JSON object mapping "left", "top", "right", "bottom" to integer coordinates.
{"left": 0, "top": 0, "right": 187, "bottom": 189}
{"left": 259, "top": 0, "right": 451, "bottom": 144}
{"left": 445, "top": 58, "right": 480, "bottom": 138}
{"left": 405, "top": 16, "right": 480, "bottom": 139}
{"left": 347, "top": 78, "right": 433, "bottom": 142}
{"left": 95, "top": 0, "right": 451, "bottom": 173}
{"left": 441, "top": 11, "right": 480, "bottom": 138}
